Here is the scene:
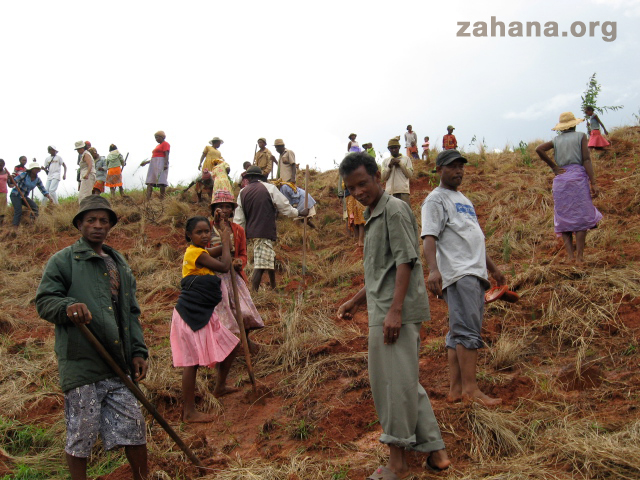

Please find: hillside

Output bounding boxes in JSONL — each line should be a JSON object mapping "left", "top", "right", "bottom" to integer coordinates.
{"left": 1, "top": 126, "right": 639, "bottom": 480}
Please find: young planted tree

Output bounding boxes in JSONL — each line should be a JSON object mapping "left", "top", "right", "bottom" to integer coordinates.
{"left": 581, "top": 73, "right": 623, "bottom": 114}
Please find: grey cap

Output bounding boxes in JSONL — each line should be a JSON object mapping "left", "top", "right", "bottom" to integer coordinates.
{"left": 436, "top": 149, "right": 467, "bottom": 167}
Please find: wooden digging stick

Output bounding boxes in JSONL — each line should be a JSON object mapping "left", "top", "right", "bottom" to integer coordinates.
{"left": 7, "top": 173, "right": 36, "bottom": 217}
{"left": 76, "top": 323, "right": 205, "bottom": 471}
{"left": 228, "top": 266, "right": 261, "bottom": 402}
{"left": 302, "top": 165, "right": 309, "bottom": 275}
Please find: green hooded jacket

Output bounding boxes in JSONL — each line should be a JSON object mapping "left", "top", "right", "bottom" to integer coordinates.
{"left": 36, "top": 237, "right": 148, "bottom": 392}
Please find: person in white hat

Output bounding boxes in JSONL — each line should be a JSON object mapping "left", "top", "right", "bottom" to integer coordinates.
{"left": 43, "top": 145, "right": 67, "bottom": 205}
{"left": 9, "top": 161, "right": 53, "bottom": 227}
{"left": 274, "top": 139, "right": 296, "bottom": 183}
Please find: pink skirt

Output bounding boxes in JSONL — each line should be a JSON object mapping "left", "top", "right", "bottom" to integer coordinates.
{"left": 215, "top": 272, "right": 264, "bottom": 335}
{"left": 588, "top": 130, "right": 610, "bottom": 148}
{"left": 170, "top": 308, "right": 239, "bottom": 368}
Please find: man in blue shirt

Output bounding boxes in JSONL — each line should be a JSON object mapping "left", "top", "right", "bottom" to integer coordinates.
{"left": 279, "top": 182, "right": 317, "bottom": 229}
{"left": 10, "top": 161, "right": 53, "bottom": 227}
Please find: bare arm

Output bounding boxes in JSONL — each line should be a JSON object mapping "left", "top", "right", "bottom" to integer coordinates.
{"left": 486, "top": 254, "right": 505, "bottom": 285}
{"left": 535, "top": 141, "right": 565, "bottom": 176}
{"left": 198, "top": 152, "right": 206, "bottom": 170}
{"left": 594, "top": 114, "right": 608, "bottom": 135}
{"left": 423, "top": 235, "right": 442, "bottom": 296}
{"left": 337, "top": 286, "right": 367, "bottom": 319}
{"left": 196, "top": 242, "right": 231, "bottom": 273}
{"left": 383, "top": 263, "right": 411, "bottom": 344}
{"left": 164, "top": 151, "right": 170, "bottom": 170}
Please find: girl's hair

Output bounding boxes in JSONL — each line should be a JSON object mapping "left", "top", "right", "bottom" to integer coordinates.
{"left": 584, "top": 106, "right": 595, "bottom": 113}
{"left": 185, "top": 216, "right": 210, "bottom": 243}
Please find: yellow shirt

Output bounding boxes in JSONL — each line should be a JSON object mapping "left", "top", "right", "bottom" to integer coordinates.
{"left": 202, "top": 146, "right": 223, "bottom": 171}
{"left": 182, "top": 245, "right": 215, "bottom": 277}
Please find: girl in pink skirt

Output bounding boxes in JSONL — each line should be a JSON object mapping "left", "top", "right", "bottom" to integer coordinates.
{"left": 171, "top": 216, "right": 239, "bottom": 423}
{"left": 584, "top": 106, "right": 611, "bottom": 152}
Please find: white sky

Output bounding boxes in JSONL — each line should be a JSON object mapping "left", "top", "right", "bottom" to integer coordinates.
{"left": 1, "top": 0, "right": 638, "bottom": 200}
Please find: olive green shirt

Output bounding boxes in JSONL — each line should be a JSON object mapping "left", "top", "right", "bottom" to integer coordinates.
{"left": 363, "top": 192, "right": 430, "bottom": 326}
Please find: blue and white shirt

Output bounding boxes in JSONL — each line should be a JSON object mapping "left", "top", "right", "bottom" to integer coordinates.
{"left": 11, "top": 171, "right": 49, "bottom": 198}
{"left": 421, "top": 186, "right": 488, "bottom": 289}
{"left": 279, "top": 184, "right": 316, "bottom": 215}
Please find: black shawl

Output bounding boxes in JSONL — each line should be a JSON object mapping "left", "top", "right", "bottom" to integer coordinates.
{"left": 175, "top": 275, "right": 222, "bottom": 332}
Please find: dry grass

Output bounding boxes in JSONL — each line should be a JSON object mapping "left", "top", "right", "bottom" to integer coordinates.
{"left": 1, "top": 127, "right": 639, "bottom": 478}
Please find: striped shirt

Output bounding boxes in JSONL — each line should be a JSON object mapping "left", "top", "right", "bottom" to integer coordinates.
{"left": 11, "top": 171, "right": 49, "bottom": 197}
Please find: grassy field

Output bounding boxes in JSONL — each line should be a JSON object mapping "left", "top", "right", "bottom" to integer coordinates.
{"left": 0, "top": 126, "right": 639, "bottom": 479}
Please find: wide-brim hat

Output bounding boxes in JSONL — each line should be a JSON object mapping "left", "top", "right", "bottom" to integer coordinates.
{"left": 210, "top": 190, "right": 237, "bottom": 208}
{"left": 73, "top": 195, "right": 118, "bottom": 229}
{"left": 349, "top": 133, "right": 357, "bottom": 138}
{"left": 209, "top": 137, "right": 224, "bottom": 145}
{"left": 552, "top": 112, "right": 585, "bottom": 131}
{"left": 436, "top": 149, "right": 468, "bottom": 167}
{"left": 274, "top": 139, "right": 285, "bottom": 146}
{"left": 74, "top": 140, "right": 86, "bottom": 150}
{"left": 27, "top": 161, "right": 41, "bottom": 171}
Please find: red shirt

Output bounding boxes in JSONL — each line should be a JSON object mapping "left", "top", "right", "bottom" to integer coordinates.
{"left": 0, "top": 172, "right": 8, "bottom": 193}
{"left": 152, "top": 141, "right": 170, "bottom": 158}
{"left": 443, "top": 134, "right": 457, "bottom": 150}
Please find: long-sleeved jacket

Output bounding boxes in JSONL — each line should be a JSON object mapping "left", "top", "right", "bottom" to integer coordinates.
{"left": 36, "top": 237, "right": 148, "bottom": 392}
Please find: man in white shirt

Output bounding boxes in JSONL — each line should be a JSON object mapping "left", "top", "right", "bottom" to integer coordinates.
{"left": 43, "top": 145, "right": 66, "bottom": 204}
{"left": 381, "top": 137, "right": 413, "bottom": 204}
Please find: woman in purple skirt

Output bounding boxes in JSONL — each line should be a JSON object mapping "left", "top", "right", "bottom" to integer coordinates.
{"left": 536, "top": 112, "right": 602, "bottom": 263}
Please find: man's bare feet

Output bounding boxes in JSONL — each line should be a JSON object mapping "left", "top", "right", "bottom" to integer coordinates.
{"left": 462, "top": 390, "right": 502, "bottom": 407}
{"left": 213, "top": 386, "right": 240, "bottom": 398}
{"left": 445, "top": 394, "right": 462, "bottom": 403}
{"left": 426, "top": 448, "right": 451, "bottom": 471}
{"left": 182, "top": 410, "right": 214, "bottom": 423}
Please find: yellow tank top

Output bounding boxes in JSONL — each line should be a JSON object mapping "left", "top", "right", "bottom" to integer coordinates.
{"left": 182, "top": 245, "right": 215, "bottom": 277}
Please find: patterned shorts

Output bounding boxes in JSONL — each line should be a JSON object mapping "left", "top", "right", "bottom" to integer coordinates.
{"left": 64, "top": 377, "right": 146, "bottom": 458}
{"left": 252, "top": 238, "right": 275, "bottom": 270}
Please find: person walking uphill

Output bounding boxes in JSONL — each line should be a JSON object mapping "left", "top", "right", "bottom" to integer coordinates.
{"left": 75, "top": 141, "right": 95, "bottom": 202}
{"left": 233, "top": 166, "right": 308, "bottom": 291}
{"left": 535, "top": 112, "right": 602, "bottom": 263}
{"left": 35, "top": 196, "right": 149, "bottom": 480}
{"left": 274, "top": 139, "right": 296, "bottom": 183}
{"left": 141, "top": 131, "right": 170, "bottom": 199}
{"left": 105, "top": 144, "right": 126, "bottom": 199}
{"left": 422, "top": 149, "right": 506, "bottom": 407}
{"left": 43, "top": 146, "right": 67, "bottom": 204}
{"left": 381, "top": 136, "right": 414, "bottom": 205}
{"left": 10, "top": 161, "right": 54, "bottom": 227}
{"left": 337, "top": 152, "right": 451, "bottom": 479}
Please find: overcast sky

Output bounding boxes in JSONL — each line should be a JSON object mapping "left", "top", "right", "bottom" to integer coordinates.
{"left": 1, "top": 0, "right": 638, "bottom": 200}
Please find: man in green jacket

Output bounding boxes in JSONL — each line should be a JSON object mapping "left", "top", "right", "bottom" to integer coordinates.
{"left": 36, "top": 196, "right": 149, "bottom": 480}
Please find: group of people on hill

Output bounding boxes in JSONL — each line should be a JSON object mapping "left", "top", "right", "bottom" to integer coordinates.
{"left": 30, "top": 106, "right": 608, "bottom": 479}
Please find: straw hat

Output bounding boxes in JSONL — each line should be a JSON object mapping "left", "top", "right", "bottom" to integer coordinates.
{"left": 209, "top": 137, "right": 224, "bottom": 145}
{"left": 552, "top": 112, "right": 585, "bottom": 131}
{"left": 74, "top": 140, "right": 86, "bottom": 150}
{"left": 73, "top": 195, "right": 118, "bottom": 229}
{"left": 274, "top": 139, "right": 285, "bottom": 146}
{"left": 26, "top": 161, "right": 41, "bottom": 171}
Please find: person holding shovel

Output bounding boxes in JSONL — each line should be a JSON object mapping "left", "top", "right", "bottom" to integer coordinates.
{"left": 337, "top": 152, "right": 451, "bottom": 479}
{"left": 9, "top": 160, "right": 53, "bottom": 227}
{"left": 36, "top": 196, "right": 149, "bottom": 480}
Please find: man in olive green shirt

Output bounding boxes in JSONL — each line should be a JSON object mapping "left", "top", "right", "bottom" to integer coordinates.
{"left": 337, "top": 152, "right": 450, "bottom": 478}
{"left": 253, "top": 137, "right": 276, "bottom": 177}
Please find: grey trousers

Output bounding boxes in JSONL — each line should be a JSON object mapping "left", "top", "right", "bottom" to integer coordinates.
{"left": 368, "top": 323, "right": 445, "bottom": 452}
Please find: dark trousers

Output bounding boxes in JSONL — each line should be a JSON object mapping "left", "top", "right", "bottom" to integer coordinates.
{"left": 10, "top": 193, "right": 38, "bottom": 226}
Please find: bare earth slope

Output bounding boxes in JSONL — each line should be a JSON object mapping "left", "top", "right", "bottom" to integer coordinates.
{"left": 1, "top": 126, "right": 639, "bottom": 479}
